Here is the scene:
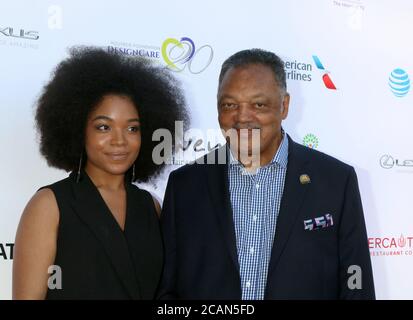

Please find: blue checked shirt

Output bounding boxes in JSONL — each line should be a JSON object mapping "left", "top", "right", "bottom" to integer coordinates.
{"left": 228, "top": 132, "right": 289, "bottom": 300}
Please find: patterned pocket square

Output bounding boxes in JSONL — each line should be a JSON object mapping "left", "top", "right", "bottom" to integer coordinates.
{"left": 304, "top": 213, "right": 334, "bottom": 231}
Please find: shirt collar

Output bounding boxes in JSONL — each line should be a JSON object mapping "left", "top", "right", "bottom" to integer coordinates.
{"left": 271, "top": 129, "right": 289, "bottom": 169}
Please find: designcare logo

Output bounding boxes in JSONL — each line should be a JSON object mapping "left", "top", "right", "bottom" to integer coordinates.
{"left": 312, "top": 55, "right": 337, "bottom": 90}
{"left": 369, "top": 235, "right": 413, "bottom": 257}
{"left": 108, "top": 41, "right": 160, "bottom": 59}
{"left": 161, "top": 36, "right": 213, "bottom": 74}
{"left": 107, "top": 36, "right": 213, "bottom": 74}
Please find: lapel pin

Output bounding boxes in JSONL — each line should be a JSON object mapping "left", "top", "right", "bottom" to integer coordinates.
{"left": 300, "top": 174, "right": 311, "bottom": 184}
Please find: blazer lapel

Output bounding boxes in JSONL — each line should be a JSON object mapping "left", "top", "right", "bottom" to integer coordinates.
{"left": 70, "top": 172, "right": 140, "bottom": 299}
{"left": 267, "top": 137, "right": 312, "bottom": 279}
{"left": 206, "top": 146, "right": 240, "bottom": 273}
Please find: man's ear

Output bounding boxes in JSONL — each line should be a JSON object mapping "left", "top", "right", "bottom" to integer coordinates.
{"left": 281, "top": 93, "right": 290, "bottom": 119}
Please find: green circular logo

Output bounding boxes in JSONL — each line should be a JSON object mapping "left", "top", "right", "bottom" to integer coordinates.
{"left": 303, "top": 133, "right": 319, "bottom": 149}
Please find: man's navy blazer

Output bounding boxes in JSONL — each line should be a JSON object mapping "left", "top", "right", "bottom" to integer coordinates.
{"left": 158, "top": 136, "right": 375, "bottom": 299}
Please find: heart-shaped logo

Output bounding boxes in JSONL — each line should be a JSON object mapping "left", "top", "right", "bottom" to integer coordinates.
{"left": 161, "top": 37, "right": 195, "bottom": 71}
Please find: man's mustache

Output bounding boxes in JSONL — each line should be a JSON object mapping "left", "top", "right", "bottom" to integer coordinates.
{"left": 232, "top": 123, "right": 261, "bottom": 130}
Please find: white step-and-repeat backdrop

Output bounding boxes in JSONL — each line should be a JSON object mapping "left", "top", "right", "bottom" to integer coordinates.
{"left": 1, "top": 0, "right": 412, "bottom": 299}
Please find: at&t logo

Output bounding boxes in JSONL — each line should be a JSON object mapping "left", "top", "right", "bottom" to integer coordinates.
{"left": 388, "top": 68, "right": 410, "bottom": 97}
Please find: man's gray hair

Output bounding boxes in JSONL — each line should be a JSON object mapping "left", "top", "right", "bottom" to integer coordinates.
{"left": 218, "top": 48, "right": 287, "bottom": 94}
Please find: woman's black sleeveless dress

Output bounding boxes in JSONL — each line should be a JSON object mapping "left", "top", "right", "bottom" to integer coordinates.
{"left": 42, "top": 171, "right": 163, "bottom": 299}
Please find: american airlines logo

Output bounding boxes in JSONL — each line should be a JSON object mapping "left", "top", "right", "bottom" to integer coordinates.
{"left": 312, "top": 55, "right": 337, "bottom": 90}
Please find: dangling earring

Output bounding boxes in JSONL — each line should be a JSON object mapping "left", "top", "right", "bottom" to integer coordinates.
{"left": 76, "top": 153, "right": 83, "bottom": 183}
{"left": 131, "top": 163, "right": 136, "bottom": 184}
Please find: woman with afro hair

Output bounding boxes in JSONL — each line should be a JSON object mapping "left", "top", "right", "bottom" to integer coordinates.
{"left": 12, "top": 47, "right": 189, "bottom": 299}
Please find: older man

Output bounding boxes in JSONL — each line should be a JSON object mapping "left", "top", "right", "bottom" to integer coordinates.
{"left": 158, "top": 49, "right": 375, "bottom": 300}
